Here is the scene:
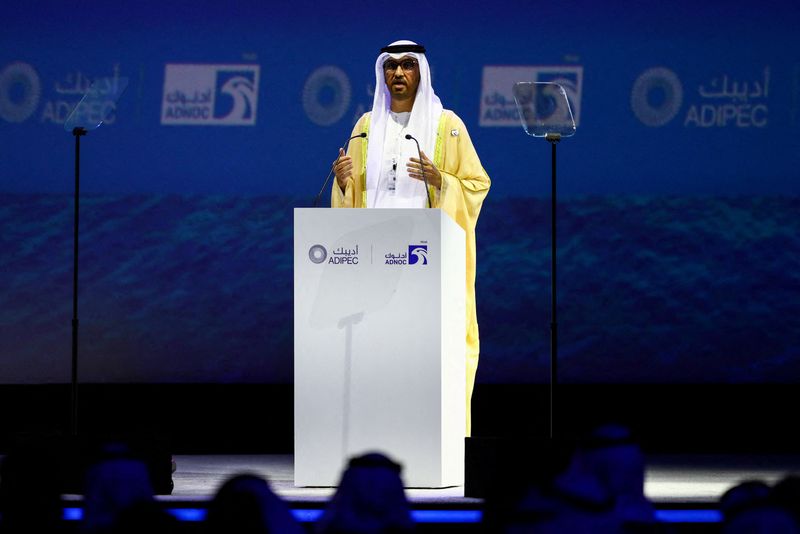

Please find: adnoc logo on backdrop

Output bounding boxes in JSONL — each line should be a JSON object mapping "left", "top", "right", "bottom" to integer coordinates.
{"left": 161, "top": 64, "right": 259, "bottom": 126}
{"left": 480, "top": 65, "right": 583, "bottom": 127}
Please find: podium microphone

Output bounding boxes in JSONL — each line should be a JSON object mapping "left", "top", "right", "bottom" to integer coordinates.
{"left": 313, "top": 132, "right": 367, "bottom": 207}
{"left": 405, "top": 134, "right": 431, "bottom": 208}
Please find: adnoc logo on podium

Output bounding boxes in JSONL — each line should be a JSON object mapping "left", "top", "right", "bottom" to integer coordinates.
{"left": 161, "top": 64, "right": 259, "bottom": 126}
{"left": 408, "top": 244, "right": 428, "bottom": 265}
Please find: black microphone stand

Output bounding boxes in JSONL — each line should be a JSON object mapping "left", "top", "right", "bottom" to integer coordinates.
{"left": 404, "top": 134, "right": 431, "bottom": 208}
{"left": 545, "top": 132, "right": 560, "bottom": 440}
{"left": 313, "top": 133, "right": 367, "bottom": 207}
{"left": 71, "top": 126, "right": 87, "bottom": 437}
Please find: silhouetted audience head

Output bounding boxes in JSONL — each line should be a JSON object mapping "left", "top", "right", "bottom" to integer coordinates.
{"left": 82, "top": 454, "right": 155, "bottom": 533}
{"left": 504, "top": 450, "right": 620, "bottom": 533}
{"left": 316, "top": 452, "right": 413, "bottom": 534}
{"left": 720, "top": 480, "right": 771, "bottom": 519}
{"left": 491, "top": 424, "right": 657, "bottom": 533}
{"left": 572, "top": 424, "right": 655, "bottom": 525}
{"left": 481, "top": 436, "right": 574, "bottom": 526}
{"left": 205, "top": 473, "right": 302, "bottom": 534}
{"left": 720, "top": 479, "right": 800, "bottom": 533}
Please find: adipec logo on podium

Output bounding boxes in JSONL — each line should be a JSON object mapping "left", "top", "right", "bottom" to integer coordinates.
{"left": 308, "top": 244, "right": 327, "bottom": 264}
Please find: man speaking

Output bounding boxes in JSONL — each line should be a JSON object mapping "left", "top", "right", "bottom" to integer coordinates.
{"left": 332, "top": 40, "right": 490, "bottom": 435}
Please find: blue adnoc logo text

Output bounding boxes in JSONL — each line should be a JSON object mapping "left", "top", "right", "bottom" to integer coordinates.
{"left": 385, "top": 244, "right": 428, "bottom": 265}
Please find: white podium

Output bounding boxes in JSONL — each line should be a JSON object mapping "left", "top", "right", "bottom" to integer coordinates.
{"left": 294, "top": 208, "right": 466, "bottom": 488}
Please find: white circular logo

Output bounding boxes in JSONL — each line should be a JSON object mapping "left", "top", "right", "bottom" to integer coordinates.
{"left": 0, "top": 62, "right": 42, "bottom": 123}
{"left": 302, "top": 66, "right": 351, "bottom": 126}
{"left": 631, "top": 67, "right": 683, "bottom": 127}
{"left": 308, "top": 244, "right": 327, "bottom": 264}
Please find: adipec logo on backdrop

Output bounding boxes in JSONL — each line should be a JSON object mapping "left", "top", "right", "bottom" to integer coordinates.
{"left": 480, "top": 65, "right": 583, "bottom": 127}
{"left": 1, "top": 62, "right": 126, "bottom": 127}
{"left": 303, "top": 66, "right": 352, "bottom": 126}
{"left": 161, "top": 64, "right": 259, "bottom": 126}
{"left": 630, "top": 67, "right": 683, "bottom": 127}
{"left": 631, "top": 66, "right": 770, "bottom": 128}
{"left": 0, "top": 62, "right": 42, "bottom": 123}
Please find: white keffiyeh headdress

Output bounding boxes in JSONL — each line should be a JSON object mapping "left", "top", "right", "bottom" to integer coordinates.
{"left": 365, "top": 40, "right": 443, "bottom": 207}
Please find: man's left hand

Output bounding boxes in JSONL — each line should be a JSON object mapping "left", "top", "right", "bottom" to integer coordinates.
{"left": 407, "top": 150, "right": 441, "bottom": 189}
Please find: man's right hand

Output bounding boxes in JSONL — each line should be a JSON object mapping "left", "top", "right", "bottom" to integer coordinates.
{"left": 334, "top": 148, "right": 353, "bottom": 191}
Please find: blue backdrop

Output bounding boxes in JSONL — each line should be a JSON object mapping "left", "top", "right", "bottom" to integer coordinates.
{"left": 2, "top": 1, "right": 799, "bottom": 384}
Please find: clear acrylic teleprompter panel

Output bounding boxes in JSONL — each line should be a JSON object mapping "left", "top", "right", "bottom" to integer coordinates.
{"left": 513, "top": 82, "right": 576, "bottom": 138}
{"left": 64, "top": 76, "right": 129, "bottom": 132}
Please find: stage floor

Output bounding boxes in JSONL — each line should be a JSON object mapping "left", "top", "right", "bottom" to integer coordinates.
{"left": 158, "top": 454, "right": 800, "bottom": 506}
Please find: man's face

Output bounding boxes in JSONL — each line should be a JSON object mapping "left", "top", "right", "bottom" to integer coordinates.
{"left": 383, "top": 55, "right": 420, "bottom": 104}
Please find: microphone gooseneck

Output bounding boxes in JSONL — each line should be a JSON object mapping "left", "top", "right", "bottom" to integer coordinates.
{"left": 405, "top": 134, "right": 431, "bottom": 208}
{"left": 313, "top": 132, "right": 367, "bottom": 207}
